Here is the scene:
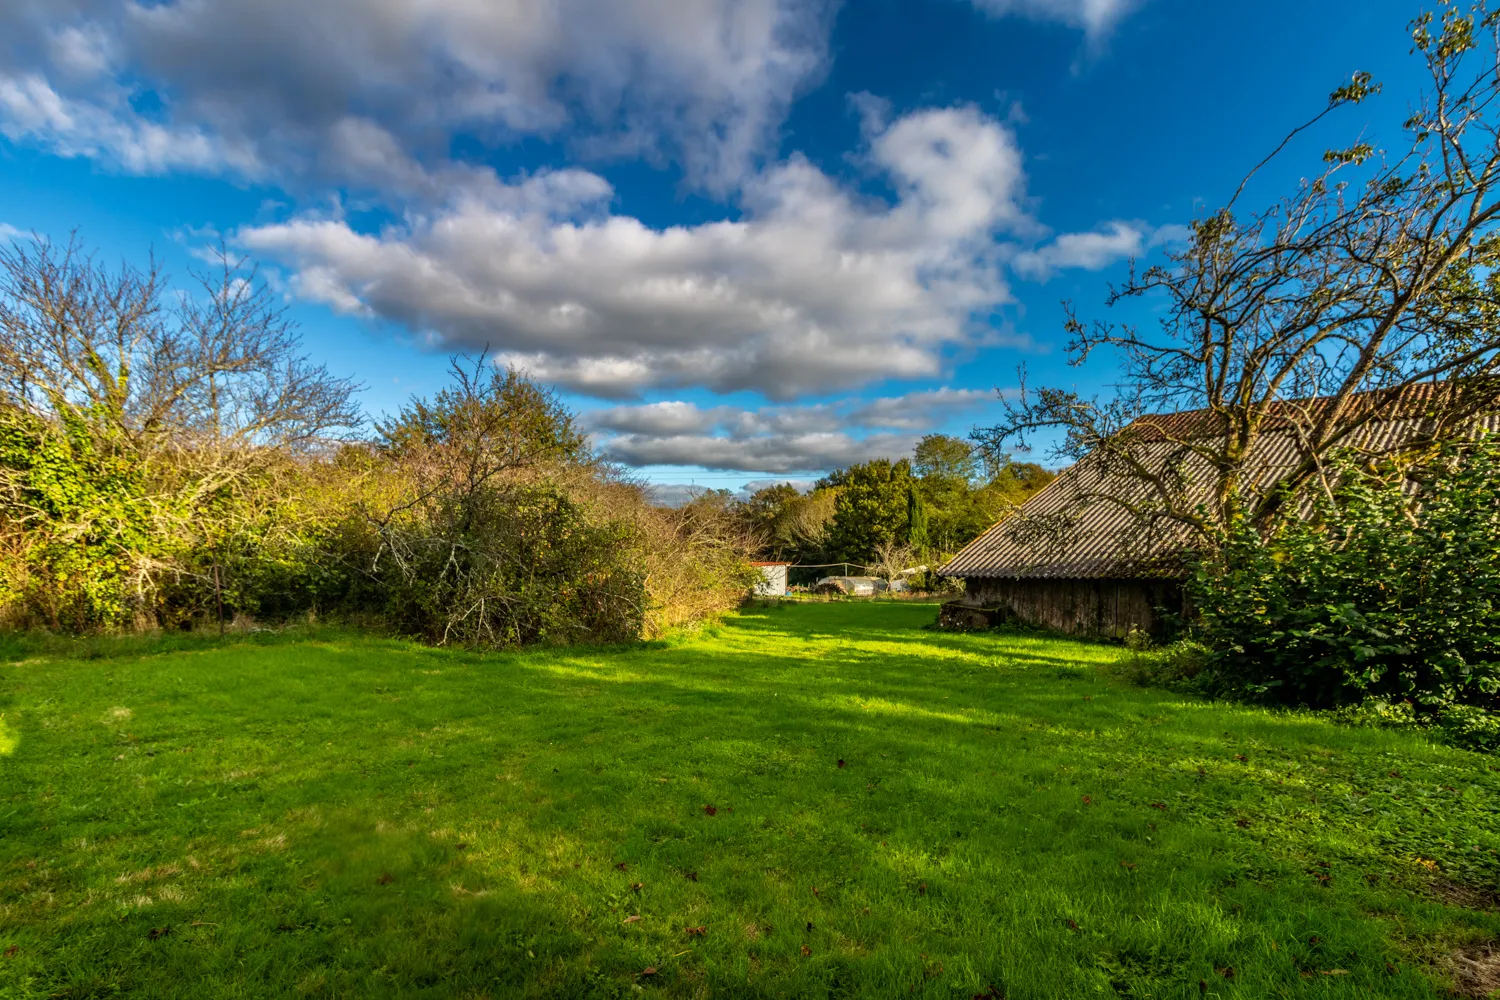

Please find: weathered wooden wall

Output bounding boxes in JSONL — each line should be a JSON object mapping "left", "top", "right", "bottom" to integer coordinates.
{"left": 962, "top": 577, "right": 1180, "bottom": 638}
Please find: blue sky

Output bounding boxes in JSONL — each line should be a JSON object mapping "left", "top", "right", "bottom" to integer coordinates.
{"left": 0, "top": 0, "right": 1433, "bottom": 497}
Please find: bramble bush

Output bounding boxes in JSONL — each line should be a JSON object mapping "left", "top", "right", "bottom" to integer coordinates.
{"left": 1187, "top": 437, "right": 1500, "bottom": 746}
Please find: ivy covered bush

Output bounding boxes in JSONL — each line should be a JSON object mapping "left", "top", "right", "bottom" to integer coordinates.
{"left": 0, "top": 237, "right": 754, "bottom": 647}
{"left": 1188, "top": 438, "right": 1500, "bottom": 745}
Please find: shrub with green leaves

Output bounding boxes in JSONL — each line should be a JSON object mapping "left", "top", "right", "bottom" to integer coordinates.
{"left": 1188, "top": 437, "right": 1500, "bottom": 734}
{"left": 0, "top": 406, "right": 160, "bottom": 631}
{"left": 0, "top": 235, "right": 753, "bottom": 644}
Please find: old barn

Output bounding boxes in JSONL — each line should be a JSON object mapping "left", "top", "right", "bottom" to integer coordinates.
{"left": 938, "top": 387, "right": 1500, "bottom": 638}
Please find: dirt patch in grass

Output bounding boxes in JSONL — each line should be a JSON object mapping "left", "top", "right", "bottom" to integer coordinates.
{"left": 1449, "top": 943, "right": 1500, "bottom": 998}
{"left": 1433, "top": 878, "right": 1500, "bottom": 914}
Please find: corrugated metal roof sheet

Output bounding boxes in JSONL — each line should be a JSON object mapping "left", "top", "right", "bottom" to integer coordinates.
{"left": 940, "top": 400, "right": 1500, "bottom": 582}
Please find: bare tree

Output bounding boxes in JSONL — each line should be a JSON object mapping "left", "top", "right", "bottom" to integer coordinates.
{"left": 0, "top": 234, "right": 362, "bottom": 627}
{"left": 0, "top": 235, "right": 361, "bottom": 455}
{"left": 978, "top": 2, "right": 1500, "bottom": 542}
{"left": 870, "top": 538, "right": 917, "bottom": 583}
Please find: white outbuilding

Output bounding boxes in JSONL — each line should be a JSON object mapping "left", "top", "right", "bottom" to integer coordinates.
{"left": 751, "top": 562, "right": 790, "bottom": 597}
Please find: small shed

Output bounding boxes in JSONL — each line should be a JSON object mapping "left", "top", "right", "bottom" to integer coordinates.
{"left": 752, "top": 562, "right": 790, "bottom": 597}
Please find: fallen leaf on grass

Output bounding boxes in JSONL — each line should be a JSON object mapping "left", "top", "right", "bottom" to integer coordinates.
{"left": 972, "top": 986, "right": 1004, "bottom": 1000}
{"left": 837, "top": 759, "right": 845, "bottom": 768}
{"left": 918, "top": 883, "right": 927, "bottom": 895}
{"left": 455, "top": 843, "right": 468, "bottom": 851}
{"left": 639, "top": 966, "right": 657, "bottom": 977}
{"left": 703, "top": 805, "right": 717, "bottom": 817}
{"left": 3, "top": 946, "right": 17, "bottom": 958}
{"left": 1120, "top": 862, "right": 1136, "bottom": 871}
{"left": 148, "top": 927, "right": 171, "bottom": 941}
{"left": 1081, "top": 795, "right": 1092, "bottom": 805}
{"left": 1064, "top": 919, "right": 1079, "bottom": 931}
{"left": 800, "top": 945, "right": 811, "bottom": 956}
{"left": 1235, "top": 818, "right": 1251, "bottom": 828}
{"left": 1149, "top": 802, "right": 1167, "bottom": 811}
{"left": 622, "top": 915, "right": 641, "bottom": 924}
{"left": 685, "top": 926, "right": 706, "bottom": 937}
{"left": 684, "top": 871, "right": 698, "bottom": 882}
{"left": 811, "top": 886, "right": 820, "bottom": 897}
{"left": 1309, "top": 936, "right": 1321, "bottom": 945}
{"left": 1235, "top": 754, "right": 1248, "bottom": 762}
{"left": 631, "top": 882, "right": 644, "bottom": 892}
{"left": 1216, "top": 966, "right": 1234, "bottom": 979}
{"left": 376, "top": 873, "right": 394, "bottom": 885}
{"left": 615, "top": 862, "right": 629, "bottom": 871}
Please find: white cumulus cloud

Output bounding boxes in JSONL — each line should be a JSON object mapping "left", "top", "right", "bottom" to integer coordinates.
{"left": 0, "top": 0, "right": 1149, "bottom": 194}
{"left": 604, "top": 430, "right": 921, "bottom": 474}
{"left": 967, "top": 0, "right": 1142, "bottom": 37}
{"left": 1011, "top": 220, "right": 1188, "bottom": 280}
{"left": 585, "top": 387, "right": 1001, "bottom": 472}
{"left": 240, "top": 106, "right": 1031, "bottom": 399}
{"left": 0, "top": 0, "right": 836, "bottom": 192}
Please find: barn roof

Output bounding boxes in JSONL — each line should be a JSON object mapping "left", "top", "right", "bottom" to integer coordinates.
{"left": 939, "top": 385, "right": 1500, "bottom": 582}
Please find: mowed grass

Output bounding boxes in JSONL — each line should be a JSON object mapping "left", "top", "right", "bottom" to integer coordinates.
{"left": 3, "top": 603, "right": 1500, "bottom": 999}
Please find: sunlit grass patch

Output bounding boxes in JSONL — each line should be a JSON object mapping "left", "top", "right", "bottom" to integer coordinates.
{"left": 2, "top": 602, "right": 1499, "bottom": 997}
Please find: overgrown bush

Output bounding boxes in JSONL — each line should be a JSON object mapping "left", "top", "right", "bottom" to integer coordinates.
{"left": 0, "top": 238, "right": 755, "bottom": 646}
{"left": 363, "top": 478, "right": 645, "bottom": 646}
{"left": 623, "top": 489, "right": 761, "bottom": 637}
{"left": 1116, "top": 629, "right": 1209, "bottom": 689}
{"left": 1187, "top": 438, "right": 1500, "bottom": 734}
{"left": 0, "top": 406, "right": 156, "bottom": 630}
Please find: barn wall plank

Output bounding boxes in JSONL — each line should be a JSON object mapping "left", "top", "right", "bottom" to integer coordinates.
{"left": 962, "top": 577, "right": 1179, "bottom": 638}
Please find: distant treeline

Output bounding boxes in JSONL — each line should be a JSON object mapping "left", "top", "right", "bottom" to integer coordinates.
{"left": 728, "top": 436, "right": 1054, "bottom": 585}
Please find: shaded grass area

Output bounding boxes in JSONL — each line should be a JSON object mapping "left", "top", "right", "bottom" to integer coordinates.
{"left": 2, "top": 602, "right": 1500, "bottom": 998}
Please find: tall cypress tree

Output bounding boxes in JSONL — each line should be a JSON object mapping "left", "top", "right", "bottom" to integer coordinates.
{"left": 906, "top": 484, "right": 929, "bottom": 552}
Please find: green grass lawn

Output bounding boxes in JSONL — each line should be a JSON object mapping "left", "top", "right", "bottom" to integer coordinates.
{"left": 3, "top": 602, "right": 1500, "bottom": 999}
